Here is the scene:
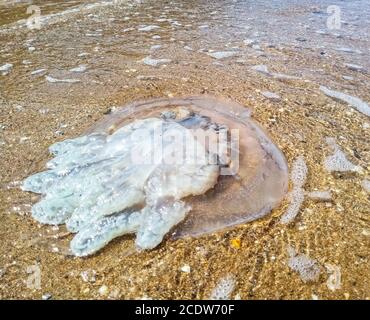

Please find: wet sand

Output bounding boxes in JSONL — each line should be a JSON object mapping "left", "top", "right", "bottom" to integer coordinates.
{"left": 0, "top": 0, "right": 369, "bottom": 299}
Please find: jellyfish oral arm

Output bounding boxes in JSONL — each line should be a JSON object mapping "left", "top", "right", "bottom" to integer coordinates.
{"left": 23, "top": 117, "right": 219, "bottom": 256}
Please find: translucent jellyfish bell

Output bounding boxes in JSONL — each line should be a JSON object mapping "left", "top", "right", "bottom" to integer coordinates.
{"left": 85, "top": 95, "right": 289, "bottom": 239}
{"left": 22, "top": 95, "right": 288, "bottom": 256}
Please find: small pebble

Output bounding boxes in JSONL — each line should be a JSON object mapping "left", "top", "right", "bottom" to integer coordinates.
{"left": 42, "top": 293, "right": 52, "bottom": 300}
{"left": 345, "top": 63, "right": 365, "bottom": 72}
{"left": 207, "top": 51, "right": 238, "bottom": 60}
{"left": 180, "top": 265, "right": 191, "bottom": 273}
{"left": 261, "top": 91, "right": 281, "bottom": 101}
{"left": 230, "top": 238, "right": 241, "bottom": 249}
{"left": 99, "top": 285, "right": 109, "bottom": 296}
{"left": 0, "top": 63, "right": 13, "bottom": 75}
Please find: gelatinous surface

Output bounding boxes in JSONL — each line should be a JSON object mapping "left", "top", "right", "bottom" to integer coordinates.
{"left": 22, "top": 96, "right": 288, "bottom": 255}
{"left": 23, "top": 113, "right": 220, "bottom": 255}
{"left": 90, "top": 96, "right": 289, "bottom": 235}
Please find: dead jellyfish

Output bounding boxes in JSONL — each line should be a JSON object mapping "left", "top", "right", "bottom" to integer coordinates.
{"left": 22, "top": 96, "right": 288, "bottom": 256}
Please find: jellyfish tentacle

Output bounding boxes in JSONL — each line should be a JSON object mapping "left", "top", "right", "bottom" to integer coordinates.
{"left": 49, "top": 133, "right": 107, "bottom": 156}
{"left": 70, "top": 210, "right": 143, "bottom": 257}
{"left": 66, "top": 186, "right": 145, "bottom": 232}
{"left": 135, "top": 200, "right": 191, "bottom": 250}
{"left": 31, "top": 195, "right": 77, "bottom": 225}
{"left": 22, "top": 171, "right": 59, "bottom": 194}
{"left": 65, "top": 164, "right": 156, "bottom": 232}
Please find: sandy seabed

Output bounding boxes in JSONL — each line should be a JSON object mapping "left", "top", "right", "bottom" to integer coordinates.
{"left": 0, "top": 0, "right": 369, "bottom": 299}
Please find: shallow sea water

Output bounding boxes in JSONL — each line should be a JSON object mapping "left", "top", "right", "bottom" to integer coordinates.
{"left": 0, "top": 0, "right": 369, "bottom": 299}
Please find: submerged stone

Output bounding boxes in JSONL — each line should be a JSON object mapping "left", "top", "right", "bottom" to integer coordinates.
{"left": 344, "top": 63, "right": 366, "bottom": 72}
{"left": 22, "top": 96, "right": 288, "bottom": 256}
{"left": 251, "top": 64, "right": 269, "bottom": 74}
{"left": 207, "top": 51, "right": 238, "bottom": 60}
{"left": 251, "top": 65, "right": 299, "bottom": 80}
{"left": 320, "top": 86, "right": 370, "bottom": 117}
{"left": 0, "top": 63, "right": 13, "bottom": 75}
{"left": 142, "top": 57, "right": 171, "bottom": 67}
{"left": 31, "top": 69, "right": 47, "bottom": 76}
{"left": 138, "top": 25, "right": 160, "bottom": 32}
{"left": 325, "top": 264, "right": 341, "bottom": 291}
{"left": 261, "top": 91, "right": 281, "bottom": 101}
{"left": 307, "top": 190, "right": 332, "bottom": 202}
{"left": 69, "top": 64, "right": 88, "bottom": 73}
{"left": 45, "top": 75, "right": 81, "bottom": 83}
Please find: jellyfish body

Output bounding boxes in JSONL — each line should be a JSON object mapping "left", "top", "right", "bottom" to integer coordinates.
{"left": 22, "top": 96, "right": 289, "bottom": 256}
{"left": 23, "top": 116, "right": 220, "bottom": 256}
